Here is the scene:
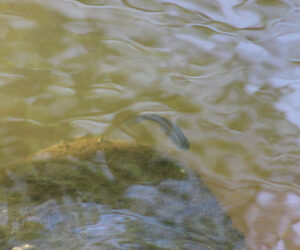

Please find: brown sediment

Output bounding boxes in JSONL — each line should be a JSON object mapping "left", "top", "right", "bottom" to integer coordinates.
{"left": 27, "top": 136, "right": 148, "bottom": 162}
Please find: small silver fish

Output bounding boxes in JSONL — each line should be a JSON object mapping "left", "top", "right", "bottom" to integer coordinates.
{"left": 133, "top": 114, "right": 190, "bottom": 150}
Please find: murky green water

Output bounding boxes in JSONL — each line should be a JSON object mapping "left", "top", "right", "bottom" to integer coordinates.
{"left": 0, "top": 0, "right": 300, "bottom": 249}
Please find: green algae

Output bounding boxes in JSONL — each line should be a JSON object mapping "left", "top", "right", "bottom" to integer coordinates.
{"left": 0, "top": 137, "right": 188, "bottom": 248}
{"left": 15, "top": 222, "right": 45, "bottom": 241}
{"left": 0, "top": 137, "right": 187, "bottom": 205}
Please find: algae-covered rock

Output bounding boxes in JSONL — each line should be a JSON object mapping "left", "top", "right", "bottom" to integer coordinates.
{"left": 2, "top": 137, "right": 187, "bottom": 204}
{"left": 0, "top": 136, "right": 245, "bottom": 249}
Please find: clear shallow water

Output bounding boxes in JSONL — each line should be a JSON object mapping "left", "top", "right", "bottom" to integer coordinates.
{"left": 0, "top": 0, "right": 300, "bottom": 249}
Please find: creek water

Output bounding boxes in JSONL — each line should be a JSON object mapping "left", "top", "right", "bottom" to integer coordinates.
{"left": 0, "top": 0, "right": 300, "bottom": 249}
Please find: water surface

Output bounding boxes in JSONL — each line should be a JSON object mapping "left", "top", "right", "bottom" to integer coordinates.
{"left": 0, "top": 0, "right": 300, "bottom": 249}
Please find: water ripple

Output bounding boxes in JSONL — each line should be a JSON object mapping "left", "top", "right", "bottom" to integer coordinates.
{"left": 0, "top": 0, "right": 300, "bottom": 248}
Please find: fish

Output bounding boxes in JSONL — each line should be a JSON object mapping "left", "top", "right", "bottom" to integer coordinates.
{"left": 133, "top": 114, "right": 190, "bottom": 150}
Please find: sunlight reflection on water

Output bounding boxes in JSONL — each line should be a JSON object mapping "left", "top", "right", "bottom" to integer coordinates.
{"left": 0, "top": 0, "right": 300, "bottom": 249}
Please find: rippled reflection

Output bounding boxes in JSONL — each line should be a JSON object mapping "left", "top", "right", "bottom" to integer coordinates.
{"left": 0, "top": 0, "right": 299, "bottom": 249}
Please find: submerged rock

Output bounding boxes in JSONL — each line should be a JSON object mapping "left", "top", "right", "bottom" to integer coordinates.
{"left": 0, "top": 136, "right": 245, "bottom": 249}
